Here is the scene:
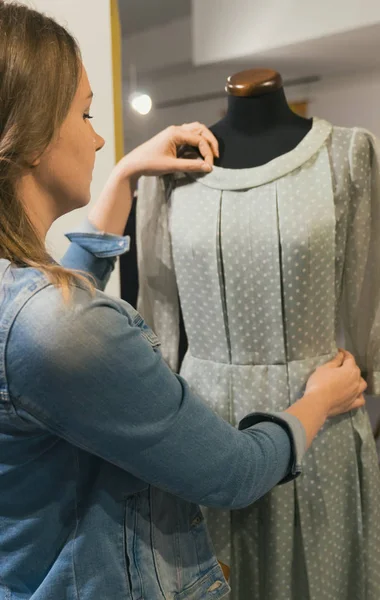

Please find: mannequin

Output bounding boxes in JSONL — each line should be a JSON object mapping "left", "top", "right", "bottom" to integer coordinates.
{"left": 210, "top": 68, "right": 312, "bottom": 168}
{"left": 176, "top": 68, "right": 312, "bottom": 365}
{"left": 136, "top": 66, "right": 380, "bottom": 600}
{"left": 123, "top": 69, "right": 309, "bottom": 314}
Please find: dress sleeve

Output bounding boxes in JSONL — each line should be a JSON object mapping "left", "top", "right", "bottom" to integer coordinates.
{"left": 341, "top": 128, "right": 380, "bottom": 395}
{"left": 136, "top": 176, "right": 180, "bottom": 371}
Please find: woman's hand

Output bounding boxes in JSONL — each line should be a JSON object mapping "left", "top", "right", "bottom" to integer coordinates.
{"left": 286, "top": 350, "right": 366, "bottom": 448}
{"left": 304, "top": 350, "right": 366, "bottom": 417}
{"left": 88, "top": 123, "right": 219, "bottom": 237}
{"left": 117, "top": 122, "right": 219, "bottom": 180}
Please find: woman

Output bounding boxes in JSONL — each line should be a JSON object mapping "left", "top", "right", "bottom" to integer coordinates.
{"left": 0, "top": 3, "right": 366, "bottom": 600}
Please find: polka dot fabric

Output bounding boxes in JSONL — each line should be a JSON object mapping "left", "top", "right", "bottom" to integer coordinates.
{"left": 137, "top": 119, "right": 380, "bottom": 600}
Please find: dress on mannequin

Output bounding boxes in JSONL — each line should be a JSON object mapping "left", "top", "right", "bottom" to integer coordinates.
{"left": 136, "top": 69, "right": 380, "bottom": 600}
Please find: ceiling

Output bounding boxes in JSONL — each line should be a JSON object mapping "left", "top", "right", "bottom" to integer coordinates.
{"left": 118, "top": 0, "right": 192, "bottom": 36}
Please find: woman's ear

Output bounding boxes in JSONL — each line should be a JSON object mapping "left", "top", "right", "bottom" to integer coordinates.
{"left": 31, "top": 156, "right": 41, "bottom": 167}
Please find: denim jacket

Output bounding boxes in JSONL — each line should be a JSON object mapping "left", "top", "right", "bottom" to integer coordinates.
{"left": 0, "top": 221, "right": 306, "bottom": 600}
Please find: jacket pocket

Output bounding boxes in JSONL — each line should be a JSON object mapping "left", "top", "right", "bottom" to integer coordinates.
{"left": 175, "top": 564, "right": 230, "bottom": 600}
{"left": 150, "top": 488, "right": 226, "bottom": 598}
{"left": 188, "top": 506, "right": 217, "bottom": 575}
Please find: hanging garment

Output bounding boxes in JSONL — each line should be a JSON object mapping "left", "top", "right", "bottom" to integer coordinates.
{"left": 136, "top": 118, "right": 380, "bottom": 600}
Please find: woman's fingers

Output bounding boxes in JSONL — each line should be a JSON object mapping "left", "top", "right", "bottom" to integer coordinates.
{"left": 167, "top": 158, "right": 212, "bottom": 173}
{"left": 181, "top": 122, "right": 219, "bottom": 157}
{"left": 323, "top": 351, "right": 344, "bottom": 368}
{"left": 342, "top": 356, "right": 360, "bottom": 380}
{"left": 198, "top": 138, "right": 214, "bottom": 167}
{"left": 198, "top": 128, "right": 219, "bottom": 158}
{"left": 359, "top": 377, "right": 368, "bottom": 394}
{"left": 172, "top": 132, "right": 214, "bottom": 168}
{"left": 337, "top": 351, "right": 365, "bottom": 392}
{"left": 338, "top": 348, "right": 355, "bottom": 361}
{"left": 351, "top": 394, "right": 366, "bottom": 410}
{"left": 174, "top": 125, "right": 218, "bottom": 164}
{"left": 121, "top": 122, "right": 220, "bottom": 178}
{"left": 341, "top": 353, "right": 357, "bottom": 367}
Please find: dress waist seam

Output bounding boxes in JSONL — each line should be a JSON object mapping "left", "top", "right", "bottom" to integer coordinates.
{"left": 184, "top": 350, "right": 336, "bottom": 368}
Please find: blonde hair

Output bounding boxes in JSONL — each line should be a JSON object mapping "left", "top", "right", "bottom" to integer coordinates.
{"left": 0, "top": 0, "right": 94, "bottom": 300}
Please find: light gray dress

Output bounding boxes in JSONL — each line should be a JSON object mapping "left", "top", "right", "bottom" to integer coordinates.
{"left": 136, "top": 118, "right": 380, "bottom": 600}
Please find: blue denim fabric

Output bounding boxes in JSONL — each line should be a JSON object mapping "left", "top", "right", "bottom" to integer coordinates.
{"left": 63, "top": 219, "right": 130, "bottom": 290}
{"left": 0, "top": 222, "right": 304, "bottom": 599}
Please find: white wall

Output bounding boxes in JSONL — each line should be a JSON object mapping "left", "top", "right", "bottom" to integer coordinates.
{"left": 124, "top": 67, "right": 380, "bottom": 151}
{"left": 309, "top": 71, "right": 380, "bottom": 136}
{"left": 122, "top": 16, "right": 380, "bottom": 150}
{"left": 123, "top": 62, "right": 238, "bottom": 151}
{"left": 124, "top": 95, "right": 226, "bottom": 152}
{"left": 192, "top": 0, "right": 380, "bottom": 65}
{"left": 23, "top": 0, "right": 120, "bottom": 296}
{"left": 123, "top": 17, "right": 191, "bottom": 76}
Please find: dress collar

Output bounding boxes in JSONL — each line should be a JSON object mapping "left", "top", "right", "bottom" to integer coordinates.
{"left": 189, "top": 117, "right": 333, "bottom": 190}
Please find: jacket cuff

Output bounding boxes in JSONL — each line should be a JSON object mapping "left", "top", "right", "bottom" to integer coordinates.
{"left": 65, "top": 217, "right": 130, "bottom": 258}
{"left": 238, "top": 411, "right": 307, "bottom": 484}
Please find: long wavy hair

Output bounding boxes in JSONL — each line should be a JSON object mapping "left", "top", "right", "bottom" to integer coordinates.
{"left": 0, "top": 0, "right": 94, "bottom": 298}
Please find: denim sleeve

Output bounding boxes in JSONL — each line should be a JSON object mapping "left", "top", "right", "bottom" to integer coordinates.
{"left": 61, "top": 217, "right": 130, "bottom": 291}
{"left": 239, "top": 411, "right": 306, "bottom": 483}
{"left": 6, "top": 285, "right": 303, "bottom": 510}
